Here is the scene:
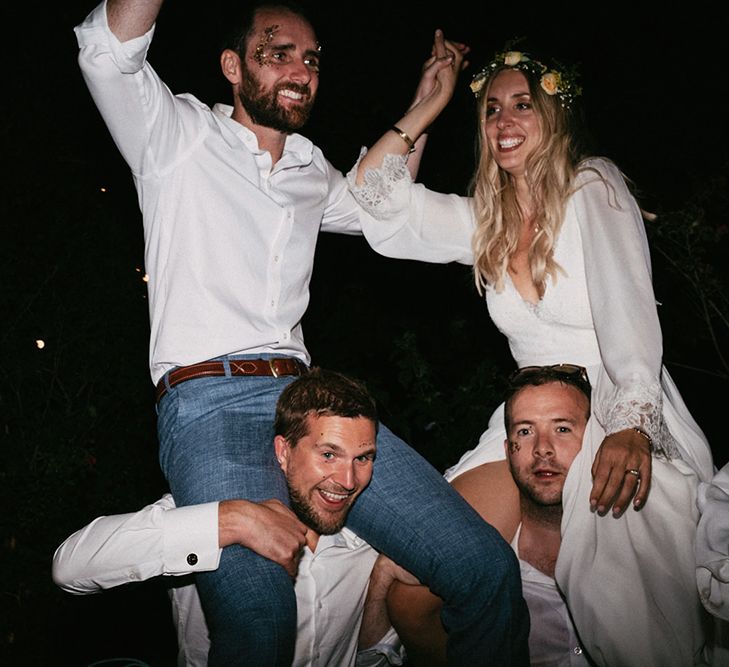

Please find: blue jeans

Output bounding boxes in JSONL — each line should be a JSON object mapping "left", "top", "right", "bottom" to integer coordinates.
{"left": 157, "top": 357, "right": 529, "bottom": 666}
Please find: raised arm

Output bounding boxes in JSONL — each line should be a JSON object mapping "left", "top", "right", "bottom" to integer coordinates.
{"left": 354, "top": 29, "right": 469, "bottom": 184}
{"left": 106, "top": 0, "right": 164, "bottom": 41}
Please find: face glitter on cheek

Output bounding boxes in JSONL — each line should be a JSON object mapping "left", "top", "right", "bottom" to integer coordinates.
{"left": 253, "top": 24, "right": 279, "bottom": 66}
{"left": 508, "top": 440, "right": 521, "bottom": 453}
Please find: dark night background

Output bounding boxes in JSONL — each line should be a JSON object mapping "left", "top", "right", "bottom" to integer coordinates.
{"left": 3, "top": 2, "right": 728, "bottom": 665}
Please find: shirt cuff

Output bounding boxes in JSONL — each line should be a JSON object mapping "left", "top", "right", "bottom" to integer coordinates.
{"left": 163, "top": 502, "right": 221, "bottom": 574}
{"left": 356, "top": 626, "right": 405, "bottom": 666}
{"left": 74, "top": 0, "right": 155, "bottom": 73}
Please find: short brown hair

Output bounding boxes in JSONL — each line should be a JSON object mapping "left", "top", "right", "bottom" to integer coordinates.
{"left": 274, "top": 367, "right": 378, "bottom": 444}
{"left": 504, "top": 364, "right": 591, "bottom": 433}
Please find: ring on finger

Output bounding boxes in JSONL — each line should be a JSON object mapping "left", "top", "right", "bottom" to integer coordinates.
{"left": 625, "top": 468, "right": 641, "bottom": 479}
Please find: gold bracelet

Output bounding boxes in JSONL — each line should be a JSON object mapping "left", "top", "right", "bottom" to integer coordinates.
{"left": 391, "top": 125, "right": 416, "bottom": 154}
{"left": 632, "top": 427, "right": 653, "bottom": 451}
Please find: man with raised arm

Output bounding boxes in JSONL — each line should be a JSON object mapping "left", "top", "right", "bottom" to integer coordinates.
{"left": 73, "top": 3, "right": 527, "bottom": 664}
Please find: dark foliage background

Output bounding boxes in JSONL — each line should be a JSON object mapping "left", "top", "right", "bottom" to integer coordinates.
{"left": 2, "top": 1, "right": 727, "bottom": 664}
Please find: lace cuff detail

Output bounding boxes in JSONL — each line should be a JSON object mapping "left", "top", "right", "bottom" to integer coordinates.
{"left": 603, "top": 381, "right": 680, "bottom": 460}
{"left": 346, "top": 148, "right": 411, "bottom": 218}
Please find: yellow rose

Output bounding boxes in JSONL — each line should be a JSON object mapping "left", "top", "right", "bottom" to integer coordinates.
{"left": 540, "top": 72, "right": 559, "bottom": 95}
{"left": 470, "top": 77, "right": 486, "bottom": 95}
{"left": 503, "top": 51, "right": 523, "bottom": 66}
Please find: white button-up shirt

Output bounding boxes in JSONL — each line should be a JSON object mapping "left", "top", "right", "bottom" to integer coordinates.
{"left": 52, "top": 494, "right": 403, "bottom": 667}
{"left": 512, "top": 526, "right": 589, "bottom": 667}
{"left": 75, "top": 2, "right": 370, "bottom": 385}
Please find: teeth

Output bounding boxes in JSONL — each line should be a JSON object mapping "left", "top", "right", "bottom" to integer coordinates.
{"left": 280, "top": 89, "right": 303, "bottom": 100}
{"left": 499, "top": 137, "right": 524, "bottom": 149}
{"left": 320, "top": 490, "right": 348, "bottom": 501}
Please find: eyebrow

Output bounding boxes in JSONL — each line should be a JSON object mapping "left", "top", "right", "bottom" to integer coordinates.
{"left": 264, "top": 40, "right": 320, "bottom": 57}
{"left": 487, "top": 91, "right": 530, "bottom": 103}
{"left": 314, "top": 441, "right": 376, "bottom": 456}
{"left": 511, "top": 416, "right": 580, "bottom": 429}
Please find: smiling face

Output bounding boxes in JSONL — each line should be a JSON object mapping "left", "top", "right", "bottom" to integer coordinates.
{"left": 482, "top": 68, "right": 542, "bottom": 180}
{"left": 223, "top": 7, "right": 320, "bottom": 132}
{"left": 275, "top": 413, "right": 376, "bottom": 535}
{"left": 504, "top": 382, "right": 588, "bottom": 507}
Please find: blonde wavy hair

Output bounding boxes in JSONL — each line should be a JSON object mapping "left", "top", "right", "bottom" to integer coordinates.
{"left": 470, "top": 64, "right": 587, "bottom": 296}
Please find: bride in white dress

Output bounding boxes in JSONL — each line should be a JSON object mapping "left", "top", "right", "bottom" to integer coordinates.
{"left": 348, "top": 35, "right": 719, "bottom": 666}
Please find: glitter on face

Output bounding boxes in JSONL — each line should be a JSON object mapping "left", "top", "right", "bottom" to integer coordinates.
{"left": 253, "top": 24, "right": 279, "bottom": 66}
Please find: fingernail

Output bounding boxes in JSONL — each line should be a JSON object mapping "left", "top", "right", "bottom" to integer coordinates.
{"left": 633, "top": 499, "right": 642, "bottom": 510}
{"left": 590, "top": 499, "right": 597, "bottom": 512}
{"left": 612, "top": 506, "right": 622, "bottom": 517}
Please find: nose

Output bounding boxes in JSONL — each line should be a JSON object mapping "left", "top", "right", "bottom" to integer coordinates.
{"left": 288, "top": 58, "right": 312, "bottom": 84}
{"left": 331, "top": 462, "right": 357, "bottom": 492}
{"left": 532, "top": 433, "right": 555, "bottom": 459}
{"left": 497, "top": 108, "right": 514, "bottom": 129}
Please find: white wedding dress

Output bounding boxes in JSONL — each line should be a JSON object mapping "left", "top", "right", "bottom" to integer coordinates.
{"left": 349, "top": 153, "right": 718, "bottom": 666}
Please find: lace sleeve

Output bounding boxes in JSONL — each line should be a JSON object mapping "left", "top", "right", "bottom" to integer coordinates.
{"left": 346, "top": 149, "right": 411, "bottom": 217}
{"left": 603, "top": 380, "right": 680, "bottom": 459}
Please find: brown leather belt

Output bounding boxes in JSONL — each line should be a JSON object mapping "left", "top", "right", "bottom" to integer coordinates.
{"left": 156, "top": 357, "right": 308, "bottom": 403}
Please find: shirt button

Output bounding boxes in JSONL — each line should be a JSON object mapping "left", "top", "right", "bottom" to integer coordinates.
{"left": 573, "top": 646, "right": 583, "bottom": 655}
{"left": 187, "top": 553, "right": 198, "bottom": 566}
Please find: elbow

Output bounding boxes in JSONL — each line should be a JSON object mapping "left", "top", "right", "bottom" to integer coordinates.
{"left": 51, "top": 544, "right": 84, "bottom": 594}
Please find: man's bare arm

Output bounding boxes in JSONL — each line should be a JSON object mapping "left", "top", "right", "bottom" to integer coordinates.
{"left": 106, "top": 0, "right": 164, "bottom": 41}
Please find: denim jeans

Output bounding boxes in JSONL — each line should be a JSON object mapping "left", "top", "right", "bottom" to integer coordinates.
{"left": 157, "top": 356, "right": 529, "bottom": 666}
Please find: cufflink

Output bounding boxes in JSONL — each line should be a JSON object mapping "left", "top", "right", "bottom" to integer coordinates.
{"left": 187, "top": 553, "right": 198, "bottom": 566}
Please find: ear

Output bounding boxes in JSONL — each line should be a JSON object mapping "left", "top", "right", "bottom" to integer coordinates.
{"left": 503, "top": 439, "right": 509, "bottom": 457}
{"left": 273, "top": 435, "right": 291, "bottom": 473}
{"left": 220, "top": 48, "right": 243, "bottom": 85}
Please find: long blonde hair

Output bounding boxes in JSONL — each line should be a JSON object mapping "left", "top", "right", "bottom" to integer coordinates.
{"left": 470, "top": 65, "right": 586, "bottom": 296}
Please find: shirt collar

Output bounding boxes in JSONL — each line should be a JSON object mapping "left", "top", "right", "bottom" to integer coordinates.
{"left": 314, "top": 527, "right": 366, "bottom": 553}
{"left": 212, "top": 103, "right": 313, "bottom": 165}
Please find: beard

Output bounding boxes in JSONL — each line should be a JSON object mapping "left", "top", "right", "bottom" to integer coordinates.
{"left": 287, "top": 483, "right": 350, "bottom": 536}
{"left": 238, "top": 69, "right": 314, "bottom": 133}
{"left": 509, "top": 460, "right": 565, "bottom": 509}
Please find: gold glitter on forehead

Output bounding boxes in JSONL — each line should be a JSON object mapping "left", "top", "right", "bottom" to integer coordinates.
{"left": 253, "top": 24, "right": 279, "bottom": 66}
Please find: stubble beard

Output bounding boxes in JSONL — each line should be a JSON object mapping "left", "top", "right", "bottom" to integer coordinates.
{"left": 510, "top": 461, "right": 565, "bottom": 511}
{"left": 287, "top": 483, "right": 349, "bottom": 536}
{"left": 238, "top": 70, "right": 314, "bottom": 133}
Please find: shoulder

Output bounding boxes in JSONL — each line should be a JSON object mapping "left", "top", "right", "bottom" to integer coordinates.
{"left": 574, "top": 156, "right": 624, "bottom": 187}
{"left": 570, "top": 156, "right": 636, "bottom": 209}
{"left": 450, "top": 461, "right": 520, "bottom": 542}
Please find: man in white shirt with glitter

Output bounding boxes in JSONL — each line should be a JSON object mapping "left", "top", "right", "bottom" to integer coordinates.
{"left": 73, "top": 2, "right": 528, "bottom": 663}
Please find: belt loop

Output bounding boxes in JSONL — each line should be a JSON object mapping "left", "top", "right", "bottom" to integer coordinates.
{"left": 163, "top": 370, "right": 172, "bottom": 392}
{"left": 222, "top": 357, "right": 232, "bottom": 377}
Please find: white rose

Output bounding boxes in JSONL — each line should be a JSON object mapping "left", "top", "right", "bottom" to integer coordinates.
{"left": 540, "top": 72, "right": 559, "bottom": 95}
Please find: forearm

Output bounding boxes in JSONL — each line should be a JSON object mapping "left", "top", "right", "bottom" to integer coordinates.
{"left": 218, "top": 499, "right": 307, "bottom": 578}
{"left": 358, "top": 558, "right": 398, "bottom": 650}
{"left": 106, "top": 0, "right": 164, "bottom": 41}
{"left": 387, "top": 582, "right": 447, "bottom": 666}
{"left": 52, "top": 498, "right": 219, "bottom": 594}
{"left": 356, "top": 30, "right": 465, "bottom": 184}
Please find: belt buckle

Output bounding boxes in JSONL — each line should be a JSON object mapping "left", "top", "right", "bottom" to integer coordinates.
{"left": 268, "top": 358, "right": 280, "bottom": 378}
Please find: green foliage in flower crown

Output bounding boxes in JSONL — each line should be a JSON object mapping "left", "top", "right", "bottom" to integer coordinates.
{"left": 470, "top": 40, "right": 582, "bottom": 109}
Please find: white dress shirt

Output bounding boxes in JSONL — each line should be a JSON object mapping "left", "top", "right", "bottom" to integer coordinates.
{"left": 511, "top": 526, "right": 589, "bottom": 667}
{"left": 74, "top": 2, "right": 374, "bottom": 385}
{"left": 52, "top": 494, "right": 403, "bottom": 667}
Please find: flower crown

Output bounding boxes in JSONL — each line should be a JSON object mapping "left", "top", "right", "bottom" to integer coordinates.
{"left": 470, "top": 48, "right": 582, "bottom": 109}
